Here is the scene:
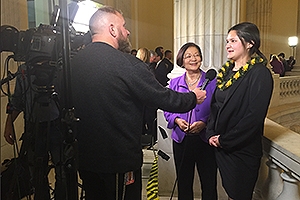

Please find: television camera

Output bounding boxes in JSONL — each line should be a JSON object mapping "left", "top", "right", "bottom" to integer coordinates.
{"left": 0, "top": 2, "right": 89, "bottom": 199}
{"left": 0, "top": 22, "right": 90, "bottom": 62}
{"left": 0, "top": 22, "right": 90, "bottom": 89}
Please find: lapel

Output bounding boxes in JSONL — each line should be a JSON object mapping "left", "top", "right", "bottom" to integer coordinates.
{"left": 223, "top": 75, "right": 244, "bottom": 106}
{"left": 213, "top": 77, "right": 244, "bottom": 131}
{"left": 215, "top": 72, "right": 247, "bottom": 124}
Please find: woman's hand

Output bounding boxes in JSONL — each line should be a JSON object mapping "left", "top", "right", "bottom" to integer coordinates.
{"left": 175, "top": 118, "right": 190, "bottom": 132}
{"left": 209, "top": 135, "right": 221, "bottom": 147}
{"left": 188, "top": 121, "right": 205, "bottom": 134}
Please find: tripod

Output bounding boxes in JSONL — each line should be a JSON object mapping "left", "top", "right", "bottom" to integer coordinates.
{"left": 29, "top": 84, "right": 66, "bottom": 200}
{"left": 1, "top": 61, "right": 68, "bottom": 200}
{"left": 15, "top": 62, "right": 67, "bottom": 200}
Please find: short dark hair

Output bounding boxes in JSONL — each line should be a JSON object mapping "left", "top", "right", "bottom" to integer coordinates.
{"left": 164, "top": 50, "right": 172, "bottom": 57}
{"left": 130, "top": 49, "right": 137, "bottom": 54}
{"left": 176, "top": 42, "right": 202, "bottom": 67}
{"left": 155, "top": 46, "right": 163, "bottom": 59}
{"left": 278, "top": 52, "right": 285, "bottom": 58}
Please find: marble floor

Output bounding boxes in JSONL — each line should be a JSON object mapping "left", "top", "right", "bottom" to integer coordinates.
{"left": 21, "top": 148, "right": 227, "bottom": 200}
{"left": 141, "top": 148, "right": 199, "bottom": 200}
{"left": 141, "top": 148, "right": 229, "bottom": 200}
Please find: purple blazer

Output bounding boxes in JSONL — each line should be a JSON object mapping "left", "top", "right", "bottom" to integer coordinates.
{"left": 164, "top": 70, "right": 216, "bottom": 143}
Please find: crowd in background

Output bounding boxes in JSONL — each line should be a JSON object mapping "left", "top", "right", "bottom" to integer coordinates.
{"left": 131, "top": 46, "right": 174, "bottom": 87}
{"left": 270, "top": 52, "right": 296, "bottom": 76}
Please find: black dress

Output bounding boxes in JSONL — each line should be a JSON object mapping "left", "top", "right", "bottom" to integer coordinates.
{"left": 206, "top": 64, "right": 273, "bottom": 200}
{"left": 215, "top": 85, "right": 262, "bottom": 200}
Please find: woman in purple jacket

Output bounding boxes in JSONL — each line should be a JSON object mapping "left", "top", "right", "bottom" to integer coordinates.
{"left": 164, "top": 42, "right": 217, "bottom": 200}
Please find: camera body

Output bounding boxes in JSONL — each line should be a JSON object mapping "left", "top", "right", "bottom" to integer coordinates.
{"left": 1, "top": 23, "right": 89, "bottom": 88}
{"left": 1, "top": 24, "right": 55, "bottom": 63}
{"left": 1, "top": 23, "right": 88, "bottom": 64}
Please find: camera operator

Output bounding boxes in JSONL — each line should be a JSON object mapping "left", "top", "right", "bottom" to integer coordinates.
{"left": 3, "top": 63, "right": 66, "bottom": 200}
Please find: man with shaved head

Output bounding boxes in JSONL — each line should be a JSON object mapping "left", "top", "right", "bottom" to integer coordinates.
{"left": 71, "top": 6, "right": 206, "bottom": 199}
{"left": 89, "top": 6, "right": 131, "bottom": 53}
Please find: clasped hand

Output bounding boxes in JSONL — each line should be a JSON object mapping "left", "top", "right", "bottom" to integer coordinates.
{"left": 209, "top": 135, "right": 221, "bottom": 147}
{"left": 175, "top": 118, "right": 201, "bottom": 134}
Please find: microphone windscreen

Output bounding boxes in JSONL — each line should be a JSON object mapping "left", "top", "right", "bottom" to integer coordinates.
{"left": 205, "top": 69, "right": 217, "bottom": 81}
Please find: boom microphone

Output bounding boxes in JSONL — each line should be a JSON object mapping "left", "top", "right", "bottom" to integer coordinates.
{"left": 200, "top": 69, "right": 217, "bottom": 90}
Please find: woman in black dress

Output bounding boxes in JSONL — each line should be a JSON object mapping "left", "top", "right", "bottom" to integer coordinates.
{"left": 206, "top": 22, "right": 273, "bottom": 200}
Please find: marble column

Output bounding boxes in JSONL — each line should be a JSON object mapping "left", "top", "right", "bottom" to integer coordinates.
{"left": 245, "top": 0, "right": 272, "bottom": 63}
{"left": 170, "top": 0, "right": 240, "bottom": 80}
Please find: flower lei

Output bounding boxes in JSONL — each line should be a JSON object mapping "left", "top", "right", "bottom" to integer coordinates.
{"left": 217, "top": 56, "right": 265, "bottom": 90}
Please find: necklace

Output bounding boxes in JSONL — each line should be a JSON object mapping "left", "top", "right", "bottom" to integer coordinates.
{"left": 217, "top": 56, "right": 265, "bottom": 90}
{"left": 186, "top": 74, "right": 200, "bottom": 87}
{"left": 233, "top": 66, "right": 240, "bottom": 71}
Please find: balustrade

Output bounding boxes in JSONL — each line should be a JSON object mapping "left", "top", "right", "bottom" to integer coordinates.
{"left": 259, "top": 158, "right": 300, "bottom": 200}
{"left": 254, "top": 74, "right": 300, "bottom": 200}
{"left": 277, "top": 76, "right": 300, "bottom": 104}
{"left": 280, "top": 78, "right": 300, "bottom": 96}
{"left": 260, "top": 117, "right": 300, "bottom": 200}
{"left": 276, "top": 172, "right": 300, "bottom": 200}
{"left": 261, "top": 160, "right": 283, "bottom": 200}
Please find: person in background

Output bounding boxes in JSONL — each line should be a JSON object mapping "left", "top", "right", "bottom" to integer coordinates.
{"left": 206, "top": 22, "right": 273, "bottom": 200}
{"left": 270, "top": 54, "right": 285, "bottom": 76}
{"left": 164, "top": 49, "right": 173, "bottom": 61}
{"left": 148, "top": 50, "right": 158, "bottom": 74}
{"left": 136, "top": 47, "right": 150, "bottom": 63}
{"left": 155, "top": 46, "right": 164, "bottom": 61}
{"left": 164, "top": 42, "right": 217, "bottom": 200}
{"left": 155, "top": 50, "right": 174, "bottom": 86}
{"left": 149, "top": 50, "right": 158, "bottom": 63}
{"left": 130, "top": 48, "right": 137, "bottom": 56}
{"left": 71, "top": 6, "right": 207, "bottom": 200}
{"left": 278, "top": 52, "right": 288, "bottom": 74}
{"left": 287, "top": 55, "right": 296, "bottom": 70}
